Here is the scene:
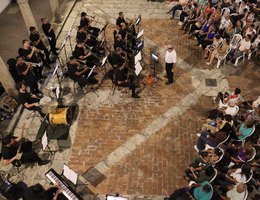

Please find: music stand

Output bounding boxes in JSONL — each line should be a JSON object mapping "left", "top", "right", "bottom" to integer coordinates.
{"left": 136, "top": 40, "right": 144, "bottom": 51}
{"left": 137, "top": 29, "right": 144, "bottom": 40}
{"left": 41, "top": 131, "right": 58, "bottom": 164}
{"left": 135, "top": 15, "right": 141, "bottom": 26}
{"left": 51, "top": 62, "right": 64, "bottom": 106}
{"left": 135, "top": 61, "right": 142, "bottom": 76}
{"left": 85, "top": 65, "right": 99, "bottom": 97}
{"left": 100, "top": 56, "right": 108, "bottom": 67}
{"left": 151, "top": 52, "right": 162, "bottom": 81}
{"left": 106, "top": 195, "right": 128, "bottom": 200}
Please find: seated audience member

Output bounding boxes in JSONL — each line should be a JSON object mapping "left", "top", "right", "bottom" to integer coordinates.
{"left": 248, "top": 34, "right": 260, "bottom": 59}
{"left": 181, "top": 3, "right": 200, "bottom": 33}
{"left": 228, "top": 35, "right": 251, "bottom": 64}
{"left": 219, "top": 14, "right": 232, "bottom": 36}
{"left": 216, "top": 87, "right": 241, "bottom": 109}
{"left": 185, "top": 165, "right": 216, "bottom": 183}
{"left": 228, "top": 142, "right": 254, "bottom": 163}
{"left": 67, "top": 56, "right": 98, "bottom": 88}
{"left": 166, "top": 0, "right": 189, "bottom": 19}
{"left": 206, "top": 37, "right": 230, "bottom": 66}
{"left": 204, "top": 34, "right": 223, "bottom": 59}
{"left": 194, "top": 20, "right": 212, "bottom": 41}
{"left": 243, "top": 24, "right": 257, "bottom": 38}
{"left": 234, "top": 119, "right": 254, "bottom": 140}
{"left": 17, "top": 82, "right": 45, "bottom": 118}
{"left": 218, "top": 183, "right": 247, "bottom": 200}
{"left": 1, "top": 134, "right": 50, "bottom": 167}
{"left": 188, "top": 12, "right": 207, "bottom": 36}
{"left": 114, "top": 63, "right": 140, "bottom": 98}
{"left": 198, "top": 25, "right": 218, "bottom": 49}
{"left": 192, "top": 148, "right": 223, "bottom": 167}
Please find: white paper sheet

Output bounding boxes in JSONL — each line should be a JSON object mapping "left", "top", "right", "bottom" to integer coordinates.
{"left": 135, "top": 51, "right": 142, "bottom": 64}
{"left": 63, "top": 164, "right": 78, "bottom": 185}
{"left": 107, "top": 196, "right": 128, "bottom": 200}
{"left": 134, "top": 61, "right": 142, "bottom": 76}
{"left": 137, "top": 29, "right": 144, "bottom": 39}
{"left": 41, "top": 131, "right": 48, "bottom": 150}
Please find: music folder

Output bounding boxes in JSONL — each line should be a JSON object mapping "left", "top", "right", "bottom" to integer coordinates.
{"left": 134, "top": 61, "right": 142, "bottom": 76}
{"left": 135, "top": 51, "right": 142, "bottom": 64}
{"left": 41, "top": 131, "right": 48, "bottom": 151}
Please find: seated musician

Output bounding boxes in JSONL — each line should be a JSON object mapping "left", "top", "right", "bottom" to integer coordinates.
{"left": 1, "top": 134, "right": 50, "bottom": 167}
{"left": 29, "top": 26, "right": 51, "bottom": 64}
{"left": 16, "top": 56, "right": 41, "bottom": 95}
{"left": 114, "top": 63, "right": 140, "bottom": 98}
{"left": 17, "top": 82, "right": 45, "bottom": 118}
{"left": 22, "top": 183, "right": 63, "bottom": 200}
{"left": 73, "top": 40, "right": 98, "bottom": 68}
{"left": 116, "top": 12, "right": 128, "bottom": 27}
{"left": 109, "top": 47, "right": 126, "bottom": 69}
{"left": 18, "top": 39, "right": 45, "bottom": 80}
{"left": 76, "top": 25, "right": 97, "bottom": 49}
{"left": 80, "top": 12, "right": 100, "bottom": 36}
{"left": 114, "top": 34, "right": 126, "bottom": 51}
{"left": 118, "top": 23, "right": 127, "bottom": 40}
{"left": 67, "top": 56, "right": 98, "bottom": 88}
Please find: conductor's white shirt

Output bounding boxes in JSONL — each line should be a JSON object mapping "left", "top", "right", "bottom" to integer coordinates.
{"left": 165, "top": 49, "right": 177, "bottom": 64}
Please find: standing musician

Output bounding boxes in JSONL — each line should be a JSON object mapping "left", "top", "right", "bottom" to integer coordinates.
{"left": 80, "top": 12, "right": 100, "bottom": 37}
{"left": 164, "top": 44, "right": 177, "bottom": 85}
{"left": 41, "top": 17, "right": 59, "bottom": 55}
{"left": 1, "top": 134, "right": 50, "bottom": 167}
{"left": 114, "top": 63, "right": 140, "bottom": 98}
{"left": 67, "top": 56, "right": 98, "bottom": 87}
{"left": 76, "top": 25, "right": 97, "bottom": 49}
{"left": 116, "top": 12, "right": 128, "bottom": 27}
{"left": 17, "top": 82, "right": 45, "bottom": 118}
{"left": 16, "top": 56, "right": 41, "bottom": 95}
{"left": 29, "top": 26, "right": 51, "bottom": 64}
{"left": 18, "top": 39, "right": 46, "bottom": 80}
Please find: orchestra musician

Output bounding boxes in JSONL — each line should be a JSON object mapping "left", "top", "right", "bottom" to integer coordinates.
{"left": 72, "top": 40, "right": 99, "bottom": 68}
{"left": 114, "top": 34, "right": 126, "bottom": 51}
{"left": 118, "top": 23, "right": 127, "bottom": 40}
{"left": 116, "top": 12, "right": 128, "bottom": 27}
{"left": 17, "top": 82, "right": 45, "bottom": 118}
{"left": 114, "top": 63, "right": 140, "bottom": 98}
{"left": 1, "top": 134, "right": 50, "bottom": 167}
{"left": 16, "top": 56, "right": 41, "bottom": 95}
{"left": 109, "top": 47, "right": 126, "bottom": 69}
{"left": 76, "top": 25, "right": 97, "bottom": 49}
{"left": 18, "top": 39, "right": 46, "bottom": 80}
{"left": 29, "top": 26, "right": 52, "bottom": 64}
{"left": 67, "top": 56, "right": 98, "bottom": 88}
{"left": 41, "top": 17, "right": 59, "bottom": 55}
{"left": 80, "top": 12, "right": 100, "bottom": 37}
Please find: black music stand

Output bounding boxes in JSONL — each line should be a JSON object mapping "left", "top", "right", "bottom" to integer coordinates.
{"left": 84, "top": 65, "right": 99, "bottom": 97}
{"left": 51, "top": 62, "right": 64, "bottom": 106}
{"left": 151, "top": 52, "right": 162, "bottom": 81}
{"left": 41, "top": 131, "right": 58, "bottom": 164}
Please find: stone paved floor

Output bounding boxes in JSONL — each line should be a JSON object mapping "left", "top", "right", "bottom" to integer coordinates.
{"left": 0, "top": 1, "right": 259, "bottom": 199}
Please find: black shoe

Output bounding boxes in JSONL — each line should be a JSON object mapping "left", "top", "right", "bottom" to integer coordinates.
{"left": 55, "top": 48, "right": 60, "bottom": 50}
{"left": 165, "top": 81, "right": 173, "bottom": 85}
{"left": 38, "top": 160, "right": 51, "bottom": 166}
{"left": 132, "top": 94, "right": 140, "bottom": 98}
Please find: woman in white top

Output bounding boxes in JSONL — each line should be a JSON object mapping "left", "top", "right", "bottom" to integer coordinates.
{"left": 226, "top": 163, "right": 251, "bottom": 184}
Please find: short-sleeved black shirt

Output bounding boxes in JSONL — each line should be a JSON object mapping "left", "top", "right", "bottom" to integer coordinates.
{"left": 119, "top": 29, "right": 127, "bottom": 40}
{"left": 1, "top": 137, "right": 18, "bottom": 160}
{"left": 16, "top": 63, "right": 36, "bottom": 83}
{"left": 116, "top": 17, "right": 126, "bottom": 27}
{"left": 18, "top": 91, "right": 38, "bottom": 106}
{"left": 114, "top": 39, "right": 126, "bottom": 51}
{"left": 80, "top": 18, "right": 89, "bottom": 28}
{"left": 29, "top": 33, "right": 45, "bottom": 49}
{"left": 18, "top": 48, "right": 39, "bottom": 63}
{"left": 110, "top": 53, "right": 124, "bottom": 66}
{"left": 42, "top": 23, "right": 55, "bottom": 37}
{"left": 67, "top": 62, "right": 79, "bottom": 81}
{"left": 73, "top": 45, "right": 85, "bottom": 60}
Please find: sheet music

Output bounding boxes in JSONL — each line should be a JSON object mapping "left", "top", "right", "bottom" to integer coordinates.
{"left": 134, "top": 61, "right": 142, "bottom": 76}
{"left": 107, "top": 196, "right": 128, "bottom": 200}
{"left": 56, "top": 84, "right": 60, "bottom": 99}
{"left": 101, "top": 56, "right": 108, "bottom": 66}
{"left": 63, "top": 164, "right": 78, "bottom": 185}
{"left": 135, "top": 51, "right": 142, "bottom": 64}
{"left": 87, "top": 65, "right": 97, "bottom": 79}
{"left": 52, "top": 63, "right": 59, "bottom": 77}
{"left": 137, "top": 29, "right": 144, "bottom": 39}
{"left": 42, "top": 131, "right": 48, "bottom": 150}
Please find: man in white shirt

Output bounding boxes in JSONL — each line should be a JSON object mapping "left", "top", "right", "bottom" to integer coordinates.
{"left": 164, "top": 44, "right": 177, "bottom": 85}
{"left": 220, "top": 183, "right": 247, "bottom": 200}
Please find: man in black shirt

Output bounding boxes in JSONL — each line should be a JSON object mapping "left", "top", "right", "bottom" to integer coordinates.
{"left": 114, "top": 34, "right": 126, "bottom": 51}
{"left": 118, "top": 23, "right": 127, "bottom": 40}
{"left": 16, "top": 56, "right": 41, "bottom": 95}
{"left": 41, "top": 18, "right": 59, "bottom": 55}
{"left": 114, "top": 63, "right": 140, "bottom": 98}
{"left": 80, "top": 12, "right": 100, "bottom": 37}
{"left": 76, "top": 26, "right": 97, "bottom": 48}
{"left": 18, "top": 39, "right": 45, "bottom": 80}
{"left": 29, "top": 26, "right": 51, "bottom": 64}
{"left": 109, "top": 47, "right": 125, "bottom": 69}
{"left": 17, "top": 82, "right": 45, "bottom": 117}
{"left": 67, "top": 56, "right": 98, "bottom": 87}
{"left": 7, "top": 58, "right": 23, "bottom": 83}
{"left": 116, "top": 12, "right": 127, "bottom": 27}
{"left": 1, "top": 134, "right": 50, "bottom": 167}
{"left": 73, "top": 41, "right": 98, "bottom": 68}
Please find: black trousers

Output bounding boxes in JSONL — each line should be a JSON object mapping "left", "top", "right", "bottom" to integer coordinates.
{"left": 24, "top": 79, "right": 40, "bottom": 95}
{"left": 20, "top": 141, "right": 42, "bottom": 164}
{"left": 165, "top": 63, "right": 174, "bottom": 83}
{"left": 168, "top": 5, "right": 183, "bottom": 18}
{"left": 48, "top": 37, "right": 57, "bottom": 54}
{"left": 27, "top": 106, "right": 46, "bottom": 118}
{"left": 118, "top": 82, "right": 136, "bottom": 96}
